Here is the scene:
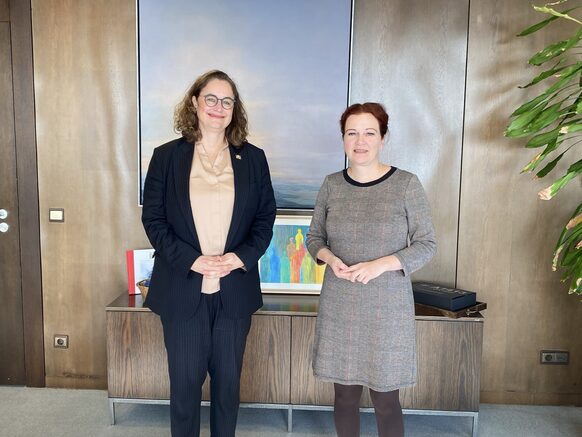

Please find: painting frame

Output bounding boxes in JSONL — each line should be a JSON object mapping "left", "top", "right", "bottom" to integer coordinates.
{"left": 259, "top": 215, "right": 325, "bottom": 295}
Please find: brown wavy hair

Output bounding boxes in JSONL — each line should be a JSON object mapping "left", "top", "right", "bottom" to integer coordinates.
{"left": 174, "top": 70, "right": 248, "bottom": 146}
{"left": 339, "top": 102, "right": 389, "bottom": 138}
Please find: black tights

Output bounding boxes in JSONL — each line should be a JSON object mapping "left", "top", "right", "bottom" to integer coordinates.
{"left": 333, "top": 383, "right": 404, "bottom": 437}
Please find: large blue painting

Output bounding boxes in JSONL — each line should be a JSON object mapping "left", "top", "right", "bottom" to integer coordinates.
{"left": 138, "top": 0, "right": 352, "bottom": 209}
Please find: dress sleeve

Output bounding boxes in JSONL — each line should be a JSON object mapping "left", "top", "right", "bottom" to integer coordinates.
{"left": 306, "top": 176, "right": 330, "bottom": 265}
{"left": 392, "top": 174, "right": 437, "bottom": 276}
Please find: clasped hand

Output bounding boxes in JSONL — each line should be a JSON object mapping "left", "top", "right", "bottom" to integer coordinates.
{"left": 329, "top": 256, "right": 385, "bottom": 285}
{"left": 191, "top": 253, "right": 244, "bottom": 278}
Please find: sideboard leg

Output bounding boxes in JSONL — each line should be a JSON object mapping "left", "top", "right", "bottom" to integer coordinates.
{"left": 287, "top": 406, "right": 293, "bottom": 432}
{"left": 109, "top": 399, "right": 115, "bottom": 425}
{"left": 472, "top": 413, "right": 479, "bottom": 437}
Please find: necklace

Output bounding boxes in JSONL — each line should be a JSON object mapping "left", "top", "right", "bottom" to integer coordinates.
{"left": 198, "top": 139, "right": 227, "bottom": 167}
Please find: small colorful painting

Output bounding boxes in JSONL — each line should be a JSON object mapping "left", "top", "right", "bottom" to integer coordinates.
{"left": 260, "top": 216, "right": 326, "bottom": 294}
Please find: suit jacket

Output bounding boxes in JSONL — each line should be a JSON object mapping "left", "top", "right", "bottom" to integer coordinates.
{"left": 141, "top": 137, "right": 276, "bottom": 321}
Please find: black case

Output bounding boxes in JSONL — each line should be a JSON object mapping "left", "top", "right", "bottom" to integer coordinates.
{"left": 412, "top": 282, "right": 477, "bottom": 311}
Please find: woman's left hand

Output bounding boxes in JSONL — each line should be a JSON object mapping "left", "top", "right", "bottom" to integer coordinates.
{"left": 344, "top": 259, "right": 386, "bottom": 284}
{"left": 216, "top": 252, "right": 245, "bottom": 274}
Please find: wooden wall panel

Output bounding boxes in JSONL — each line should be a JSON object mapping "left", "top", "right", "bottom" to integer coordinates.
{"left": 32, "top": 0, "right": 147, "bottom": 388}
{"left": 459, "top": 0, "right": 582, "bottom": 405}
{"left": 351, "top": 0, "right": 469, "bottom": 286}
{"left": 12, "top": 0, "right": 45, "bottom": 389}
{"left": 0, "top": 22, "right": 25, "bottom": 385}
{"left": 0, "top": 0, "right": 9, "bottom": 21}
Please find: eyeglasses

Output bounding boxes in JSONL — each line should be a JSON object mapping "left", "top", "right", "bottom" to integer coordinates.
{"left": 202, "top": 94, "right": 236, "bottom": 110}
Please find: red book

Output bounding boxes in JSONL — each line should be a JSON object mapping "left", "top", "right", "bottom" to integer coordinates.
{"left": 126, "top": 249, "right": 154, "bottom": 294}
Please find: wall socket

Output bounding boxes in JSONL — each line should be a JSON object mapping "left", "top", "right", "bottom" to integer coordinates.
{"left": 540, "top": 350, "right": 569, "bottom": 365}
{"left": 54, "top": 334, "right": 69, "bottom": 349}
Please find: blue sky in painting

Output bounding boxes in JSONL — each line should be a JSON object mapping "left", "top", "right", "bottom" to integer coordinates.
{"left": 139, "top": 0, "right": 351, "bottom": 208}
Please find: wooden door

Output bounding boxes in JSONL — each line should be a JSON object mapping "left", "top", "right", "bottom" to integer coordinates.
{"left": 0, "top": 19, "right": 26, "bottom": 385}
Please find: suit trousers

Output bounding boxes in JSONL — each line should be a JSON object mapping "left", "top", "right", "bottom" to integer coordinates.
{"left": 161, "top": 292, "right": 252, "bottom": 437}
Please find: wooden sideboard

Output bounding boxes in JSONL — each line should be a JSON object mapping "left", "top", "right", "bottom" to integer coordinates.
{"left": 106, "top": 293, "right": 483, "bottom": 436}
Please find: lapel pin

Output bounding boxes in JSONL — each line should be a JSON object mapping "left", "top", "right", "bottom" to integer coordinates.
{"left": 235, "top": 154, "right": 242, "bottom": 160}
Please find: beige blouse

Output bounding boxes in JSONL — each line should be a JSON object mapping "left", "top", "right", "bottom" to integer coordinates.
{"left": 189, "top": 142, "right": 235, "bottom": 294}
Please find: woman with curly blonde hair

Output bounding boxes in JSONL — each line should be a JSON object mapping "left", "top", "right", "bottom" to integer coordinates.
{"left": 174, "top": 70, "right": 248, "bottom": 147}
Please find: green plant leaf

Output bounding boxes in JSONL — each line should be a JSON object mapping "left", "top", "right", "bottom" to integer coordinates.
{"left": 507, "top": 99, "right": 572, "bottom": 138}
{"left": 567, "top": 212, "right": 582, "bottom": 229}
{"left": 524, "top": 131, "right": 582, "bottom": 173}
{"left": 506, "top": 101, "right": 552, "bottom": 136}
{"left": 559, "top": 222, "right": 582, "bottom": 249}
{"left": 511, "top": 93, "right": 551, "bottom": 117}
{"left": 524, "top": 127, "right": 560, "bottom": 148}
{"left": 567, "top": 157, "right": 582, "bottom": 173}
{"left": 520, "top": 60, "right": 567, "bottom": 88}
{"left": 568, "top": 278, "right": 581, "bottom": 295}
{"left": 555, "top": 202, "right": 582, "bottom": 251}
{"left": 559, "top": 121, "right": 582, "bottom": 133}
{"left": 519, "top": 102, "right": 564, "bottom": 136}
{"left": 553, "top": 201, "right": 582, "bottom": 296}
{"left": 529, "top": 28, "right": 582, "bottom": 65}
{"left": 523, "top": 152, "right": 545, "bottom": 173}
{"left": 554, "top": 61, "right": 582, "bottom": 78}
{"left": 529, "top": 40, "right": 569, "bottom": 65}
{"left": 540, "top": 158, "right": 582, "bottom": 198}
{"left": 518, "top": 6, "right": 579, "bottom": 36}
{"left": 560, "top": 229, "right": 582, "bottom": 265}
{"left": 563, "top": 257, "right": 581, "bottom": 294}
{"left": 544, "top": 64, "right": 582, "bottom": 93}
{"left": 518, "top": 16, "right": 559, "bottom": 37}
{"left": 536, "top": 151, "right": 565, "bottom": 177}
{"left": 533, "top": 5, "right": 582, "bottom": 25}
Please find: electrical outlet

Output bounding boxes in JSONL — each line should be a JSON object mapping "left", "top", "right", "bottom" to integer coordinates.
{"left": 54, "top": 335, "right": 69, "bottom": 349}
{"left": 540, "top": 350, "right": 569, "bottom": 365}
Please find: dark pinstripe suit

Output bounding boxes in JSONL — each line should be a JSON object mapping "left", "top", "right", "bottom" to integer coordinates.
{"left": 141, "top": 137, "right": 276, "bottom": 436}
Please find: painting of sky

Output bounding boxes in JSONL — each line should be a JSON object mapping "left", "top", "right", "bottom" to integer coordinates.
{"left": 138, "top": 0, "right": 351, "bottom": 208}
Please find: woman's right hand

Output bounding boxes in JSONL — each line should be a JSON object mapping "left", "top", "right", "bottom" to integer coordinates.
{"left": 329, "top": 255, "right": 350, "bottom": 280}
{"left": 317, "top": 248, "right": 350, "bottom": 280}
{"left": 191, "top": 256, "right": 230, "bottom": 278}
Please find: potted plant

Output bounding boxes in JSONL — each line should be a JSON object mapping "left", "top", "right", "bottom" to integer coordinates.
{"left": 505, "top": 1, "right": 581, "bottom": 295}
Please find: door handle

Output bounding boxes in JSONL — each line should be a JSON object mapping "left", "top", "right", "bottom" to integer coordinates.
{"left": 0, "top": 222, "right": 9, "bottom": 233}
{"left": 0, "top": 209, "right": 7, "bottom": 219}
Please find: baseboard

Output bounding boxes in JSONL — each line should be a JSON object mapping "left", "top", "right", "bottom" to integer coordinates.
{"left": 481, "top": 391, "right": 582, "bottom": 406}
{"left": 45, "top": 375, "right": 107, "bottom": 390}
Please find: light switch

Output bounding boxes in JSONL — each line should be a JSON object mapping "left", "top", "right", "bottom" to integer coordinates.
{"left": 49, "top": 208, "right": 65, "bottom": 222}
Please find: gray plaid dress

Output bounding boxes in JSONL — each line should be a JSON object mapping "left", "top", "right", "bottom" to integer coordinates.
{"left": 306, "top": 168, "right": 436, "bottom": 391}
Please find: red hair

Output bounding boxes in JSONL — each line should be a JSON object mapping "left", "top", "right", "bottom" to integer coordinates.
{"left": 340, "top": 102, "right": 389, "bottom": 137}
